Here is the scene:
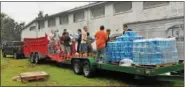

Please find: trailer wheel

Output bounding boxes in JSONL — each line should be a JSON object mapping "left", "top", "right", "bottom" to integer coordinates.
{"left": 83, "top": 61, "right": 94, "bottom": 78}
{"left": 13, "top": 53, "right": 18, "bottom": 59}
{"left": 34, "top": 54, "right": 40, "bottom": 64}
{"left": 30, "top": 53, "right": 35, "bottom": 63}
{"left": 3, "top": 53, "right": 6, "bottom": 58}
{"left": 72, "top": 60, "right": 82, "bottom": 75}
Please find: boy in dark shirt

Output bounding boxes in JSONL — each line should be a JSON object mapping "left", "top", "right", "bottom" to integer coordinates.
{"left": 87, "top": 32, "right": 93, "bottom": 55}
{"left": 77, "top": 29, "right": 81, "bottom": 53}
{"left": 63, "top": 32, "right": 71, "bottom": 55}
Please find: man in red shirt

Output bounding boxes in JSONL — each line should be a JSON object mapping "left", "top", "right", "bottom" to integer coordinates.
{"left": 95, "top": 25, "right": 108, "bottom": 63}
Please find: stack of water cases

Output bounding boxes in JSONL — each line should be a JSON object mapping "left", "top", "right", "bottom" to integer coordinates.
{"left": 133, "top": 38, "right": 178, "bottom": 65}
{"left": 105, "top": 31, "right": 143, "bottom": 62}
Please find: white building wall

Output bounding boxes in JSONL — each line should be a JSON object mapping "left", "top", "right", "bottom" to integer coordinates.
{"left": 21, "top": 22, "right": 38, "bottom": 41}
{"left": 21, "top": 1, "right": 184, "bottom": 59}
{"left": 22, "top": 2, "right": 184, "bottom": 40}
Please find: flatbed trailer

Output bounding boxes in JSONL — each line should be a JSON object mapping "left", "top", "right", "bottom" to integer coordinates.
{"left": 23, "top": 35, "right": 184, "bottom": 81}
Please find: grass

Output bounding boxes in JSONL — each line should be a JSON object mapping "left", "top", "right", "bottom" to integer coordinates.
{"left": 1, "top": 55, "right": 184, "bottom": 86}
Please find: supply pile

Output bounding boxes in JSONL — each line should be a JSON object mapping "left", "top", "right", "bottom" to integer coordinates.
{"left": 133, "top": 38, "right": 178, "bottom": 65}
{"left": 105, "top": 31, "right": 143, "bottom": 62}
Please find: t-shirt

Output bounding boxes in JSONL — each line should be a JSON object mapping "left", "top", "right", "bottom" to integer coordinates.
{"left": 95, "top": 30, "right": 108, "bottom": 48}
{"left": 81, "top": 30, "right": 87, "bottom": 43}
{"left": 106, "top": 35, "right": 110, "bottom": 46}
{"left": 123, "top": 29, "right": 132, "bottom": 35}
{"left": 60, "top": 35, "right": 65, "bottom": 44}
{"left": 64, "top": 35, "right": 71, "bottom": 46}
{"left": 77, "top": 34, "right": 82, "bottom": 44}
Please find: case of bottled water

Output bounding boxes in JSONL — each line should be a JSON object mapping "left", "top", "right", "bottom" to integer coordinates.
{"left": 133, "top": 37, "right": 178, "bottom": 65}
{"left": 105, "top": 31, "right": 144, "bottom": 62}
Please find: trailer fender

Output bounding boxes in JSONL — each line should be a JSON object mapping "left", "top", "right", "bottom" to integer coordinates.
{"left": 88, "top": 58, "right": 97, "bottom": 70}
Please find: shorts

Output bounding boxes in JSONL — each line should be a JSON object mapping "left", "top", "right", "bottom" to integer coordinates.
{"left": 60, "top": 44, "right": 65, "bottom": 52}
{"left": 80, "top": 43, "right": 87, "bottom": 53}
{"left": 64, "top": 46, "right": 71, "bottom": 55}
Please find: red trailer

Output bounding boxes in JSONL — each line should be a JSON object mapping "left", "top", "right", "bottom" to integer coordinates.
{"left": 23, "top": 34, "right": 74, "bottom": 64}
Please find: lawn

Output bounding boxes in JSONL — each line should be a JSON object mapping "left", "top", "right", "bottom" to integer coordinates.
{"left": 1, "top": 55, "right": 184, "bottom": 86}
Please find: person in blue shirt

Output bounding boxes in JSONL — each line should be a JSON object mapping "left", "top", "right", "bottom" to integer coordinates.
{"left": 123, "top": 24, "right": 132, "bottom": 35}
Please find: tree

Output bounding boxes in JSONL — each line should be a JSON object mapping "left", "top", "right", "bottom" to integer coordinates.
{"left": 1, "top": 13, "right": 24, "bottom": 42}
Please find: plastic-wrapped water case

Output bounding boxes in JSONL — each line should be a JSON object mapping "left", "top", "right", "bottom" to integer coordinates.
{"left": 124, "top": 31, "right": 137, "bottom": 36}
{"left": 105, "top": 31, "right": 145, "bottom": 63}
{"left": 132, "top": 38, "right": 178, "bottom": 65}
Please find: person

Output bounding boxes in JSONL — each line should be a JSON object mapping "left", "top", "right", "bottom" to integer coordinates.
{"left": 62, "top": 29, "right": 68, "bottom": 35}
{"left": 47, "top": 30, "right": 54, "bottom": 41}
{"left": 80, "top": 26, "right": 88, "bottom": 56}
{"left": 47, "top": 30, "right": 54, "bottom": 53}
{"left": 71, "top": 36, "right": 76, "bottom": 55}
{"left": 60, "top": 32, "right": 65, "bottom": 53}
{"left": 53, "top": 30, "right": 60, "bottom": 53}
{"left": 63, "top": 32, "right": 71, "bottom": 55}
{"left": 95, "top": 25, "right": 108, "bottom": 63}
{"left": 123, "top": 24, "right": 132, "bottom": 35}
{"left": 87, "top": 32, "right": 93, "bottom": 56}
{"left": 77, "top": 29, "right": 81, "bottom": 53}
{"left": 106, "top": 29, "right": 111, "bottom": 46}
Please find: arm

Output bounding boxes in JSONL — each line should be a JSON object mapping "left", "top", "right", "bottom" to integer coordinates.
{"left": 94, "top": 32, "right": 97, "bottom": 38}
{"left": 105, "top": 32, "right": 108, "bottom": 41}
{"left": 82, "top": 32, "right": 87, "bottom": 41}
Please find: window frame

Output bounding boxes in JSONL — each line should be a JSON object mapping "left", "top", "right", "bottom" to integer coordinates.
{"left": 143, "top": 1, "right": 169, "bottom": 10}
{"left": 29, "top": 26, "right": 36, "bottom": 31}
{"left": 90, "top": 6, "right": 105, "bottom": 19}
{"left": 38, "top": 20, "right": 45, "bottom": 29}
{"left": 73, "top": 11, "right": 85, "bottom": 23}
{"left": 48, "top": 18, "right": 56, "bottom": 27}
{"left": 60, "top": 15, "right": 69, "bottom": 25}
{"left": 113, "top": 1, "right": 133, "bottom": 15}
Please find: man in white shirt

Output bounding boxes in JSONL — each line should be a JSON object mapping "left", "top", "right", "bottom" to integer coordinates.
{"left": 80, "top": 26, "right": 88, "bottom": 56}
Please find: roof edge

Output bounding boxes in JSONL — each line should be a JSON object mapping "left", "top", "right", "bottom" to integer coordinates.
{"left": 22, "top": 2, "right": 106, "bottom": 30}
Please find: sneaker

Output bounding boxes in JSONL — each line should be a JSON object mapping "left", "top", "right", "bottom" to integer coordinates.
{"left": 98, "top": 61, "right": 103, "bottom": 64}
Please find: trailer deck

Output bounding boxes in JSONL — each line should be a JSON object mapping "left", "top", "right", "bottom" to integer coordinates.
{"left": 62, "top": 57, "right": 184, "bottom": 77}
{"left": 24, "top": 35, "right": 184, "bottom": 81}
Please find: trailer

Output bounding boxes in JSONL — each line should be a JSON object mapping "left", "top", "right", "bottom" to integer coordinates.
{"left": 23, "top": 35, "right": 184, "bottom": 81}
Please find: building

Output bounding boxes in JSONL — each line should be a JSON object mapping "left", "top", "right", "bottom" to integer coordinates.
{"left": 21, "top": 1, "right": 184, "bottom": 60}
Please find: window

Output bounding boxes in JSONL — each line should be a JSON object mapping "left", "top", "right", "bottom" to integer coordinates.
{"left": 29, "top": 26, "right": 36, "bottom": 31}
{"left": 74, "top": 11, "right": 84, "bottom": 22}
{"left": 91, "top": 6, "right": 105, "bottom": 19}
{"left": 60, "top": 15, "right": 68, "bottom": 25}
{"left": 143, "top": 1, "right": 169, "bottom": 9}
{"left": 114, "top": 2, "right": 132, "bottom": 14}
{"left": 38, "top": 20, "right": 45, "bottom": 29}
{"left": 48, "top": 18, "right": 56, "bottom": 27}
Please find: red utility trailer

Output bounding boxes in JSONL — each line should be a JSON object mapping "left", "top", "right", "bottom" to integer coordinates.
{"left": 23, "top": 34, "right": 74, "bottom": 64}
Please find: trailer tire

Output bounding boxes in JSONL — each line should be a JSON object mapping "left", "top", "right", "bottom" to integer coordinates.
{"left": 30, "top": 53, "right": 35, "bottom": 63}
{"left": 34, "top": 53, "right": 40, "bottom": 64}
{"left": 3, "top": 53, "right": 6, "bottom": 58}
{"left": 13, "top": 53, "right": 18, "bottom": 59}
{"left": 72, "top": 60, "right": 82, "bottom": 75}
{"left": 83, "top": 61, "right": 94, "bottom": 78}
